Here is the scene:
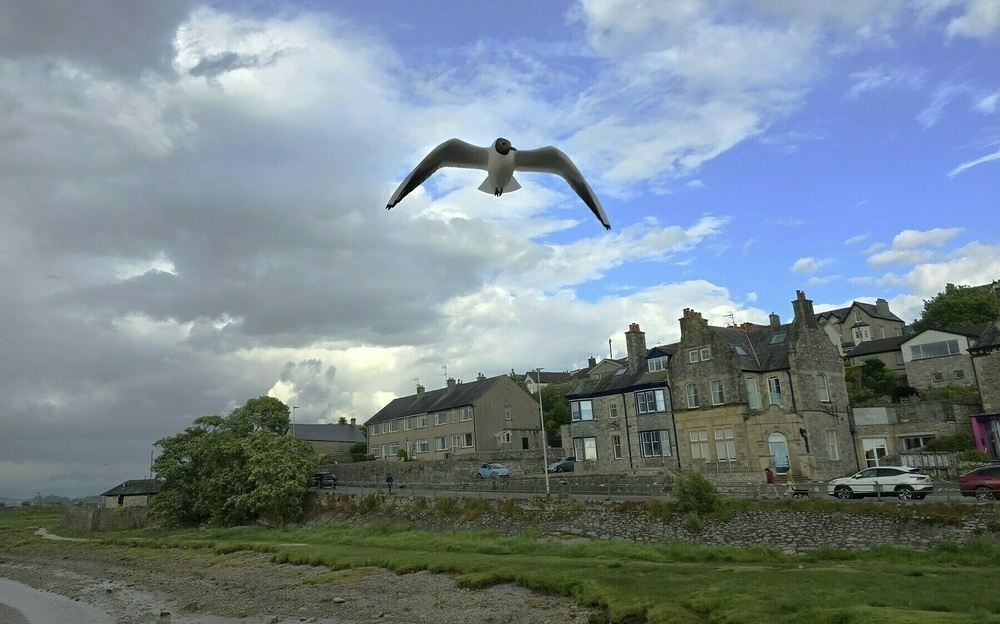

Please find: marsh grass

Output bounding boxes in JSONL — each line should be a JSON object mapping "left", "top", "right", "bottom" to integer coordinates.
{"left": 5, "top": 505, "right": 1000, "bottom": 623}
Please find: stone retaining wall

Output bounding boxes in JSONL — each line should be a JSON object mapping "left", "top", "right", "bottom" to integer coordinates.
{"left": 61, "top": 506, "right": 148, "bottom": 533}
{"left": 312, "top": 493, "right": 999, "bottom": 554}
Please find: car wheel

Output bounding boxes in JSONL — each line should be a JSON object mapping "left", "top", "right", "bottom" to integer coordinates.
{"left": 477, "top": 473, "right": 484, "bottom": 479}
{"left": 975, "top": 486, "right": 996, "bottom": 501}
{"left": 834, "top": 486, "right": 854, "bottom": 500}
{"left": 896, "top": 486, "right": 914, "bottom": 500}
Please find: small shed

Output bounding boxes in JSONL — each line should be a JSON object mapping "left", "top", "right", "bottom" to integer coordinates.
{"left": 101, "top": 479, "right": 161, "bottom": 508}
{"left": 292, "top": 422, "right": 368, "bottom": 460}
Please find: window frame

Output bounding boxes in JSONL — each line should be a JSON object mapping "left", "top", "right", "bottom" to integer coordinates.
{"left": 954, "top": 369, "right": 965, "bottom": 380}
{"left": 714, "top": 427, "right": 736, "bottom": 461}
{"left": 417, "top": 415, "right": 428, "bottom": 428}
{"left": 635, "top": 389, "right": 666, "bottom": 414}
{"left": 573, "top": 436, "right": 598, "bottom": 460}
{"left": 461, "top": 432, "right": 474, "bottom": 448}
{"left": 609, "top": 402, "right": 618, "bottom": 420}
{"left": 647, "top": 356, "right": 667, "bottom": 372}
{"left": 710, "top": 379, "right": 725, "bottom": 405}
{"left": 403, "top": 418, "right": 412, "bottom": 431}
{"left": 826, "top": 430, "right": 840, "bottom": 461}
{"left": 435, "top": 436, "right": 447, "bottom": 451}
{"left": 689, "top": 430, "right": 709, "bottom": 460}
{"left": 612, "top": 434, "right": 622, "bottom": 459}
{"left": 817, "top": 373, "right": 830, "bottom": 403}
{"left": 387, "top": 420, "right": 399, "bottom": 433}
{"left": 746, "top": 377, "right": 761, "bottom": 409}
{"left": 460, "top": 407, "right": 473, "bottom": 421}
{"left": 688, "top": 350, "right": 699, "bottom": 363}
{"left": 700, "top": 347, "right": 711, "bottom": 361}
{"left": 416, "top": 439, "right": 429, "bottom": 454}
{"left": 571, "top": 400, "right": 594, "bottom": 421}
{"left": 435, "top": 412, "right": 448, "bottom": 426}
{"left": 686, "top": 383, "right": 700, "bottom": 408}
{"left": 767, "top": 376, "right": 783, "bottom": 406}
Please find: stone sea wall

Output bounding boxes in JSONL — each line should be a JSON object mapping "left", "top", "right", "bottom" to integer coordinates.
{"left": 313, "top": 493, "right": 999, "bottom": 554}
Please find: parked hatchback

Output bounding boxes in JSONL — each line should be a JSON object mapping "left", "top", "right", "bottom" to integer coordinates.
{"left": 827, "top": 466, "right": 933, "bottom": 500}
{"left": 959, "top": 465, "right": 1000, "bottom": 500}
{"left": 312, "top": 472, "right": 337, "bottom": 489}
{"left": 476, "top": 463, "right": 510, "bottom": 479}
{"left": 547, "top": 456, "right": 576, "bottom": 473}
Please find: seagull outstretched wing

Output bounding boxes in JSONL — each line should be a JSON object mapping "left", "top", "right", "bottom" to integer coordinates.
{"left": 386, "top": 139, "right": 489, "bottom": 209}
{"left": 514, "top": 146, "right": 610, "bottom": 230}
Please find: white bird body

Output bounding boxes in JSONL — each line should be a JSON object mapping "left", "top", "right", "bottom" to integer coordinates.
{"left": 386, "top": 137, "right": 611, "bottom": 229}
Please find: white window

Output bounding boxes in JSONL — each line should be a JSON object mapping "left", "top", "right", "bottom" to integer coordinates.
{"left": 746, "top": 377, "right": 761, "bottom": 409}
{"left": 499, "top": 431, "right": 511, "bottom": 444}
{"left": 711, "top": 379, "right": 725, "bottom": 405}
{"left": 609, "top": 402, "right": 618, "bottom": 420}
{"left": 854, "top": 310, "right": 863, "bottom": 322}
{"left": 700, "top": 347, "right": 711, "bottom": 361}
{"left": 571, "top": 400, "right": 594, "bottom": 421}
{"left": 910, "top": 339, "right": 960, "bottom": 360}
{"left": 862, "top": 437, "right": 888, "bottom": 467}
{"left": 387, "top": 442, "right": 399, "bottom": 457}
{"left": 635, "top": 390, "right": 666, "bottom": 414}
{"left": 767, "top": 377, "right": 782, "bottom": 406}
{"left": 612, "top": 435, "right": 622, "bottom": 459}
{"left": 852, "top": 326, "right": 871, "bottom": 343}
{"left": 954, "top": 369, "right": 965, "bottom": 380}
{"left": 370, "top": 425, "right": 378, "bottom": 437}
{"left": 647, "top": 356, "right": 667, "bottom": 372}
{"left": 640, "top": 430, "right": 672, "bottom": 457}
{"left": 688, "top": 350, "right": 699, "bottom": 363}
{"left": 461, "top": 433, "right": 473, "bottom": 447}
{"left": 504, "top": 405, "right": 512, "bottom": 421}
{"left": 403, "top": 418, "right": 412, "bottom": 431}
{"left": 896, "top": 352, "right": 904, "bottom": 365}
{"left": 573, "top": 436, "right": 598, "bottom": 460}
{"left": 435, "top": 412, "right": 448, "bottom": 425}
{"left": 932, "top": 372, "right": 944, "bottom": 382}
{"left": 826, "top": 430, "right": 839, "bottom": 461}
{"left": 387, "top": 420, "right": 399, "bottom": 433}
{"left": 451, "top": 435, "right": 459, "bottom": 450}
{"left": 689, "top": 431, "right": 710, "bottom": 460}
{"left": 714, "top": 428, "right": 735, "bottom": 461}
{"left": 416, "top": 439, "right": 429, "bottom": 453}
{"left": 417, "top": 415, "right": 427, "bottom": 428}
{"left": 460, "top": 407, "right": 472, "bottom": 421}
{"left": 817, "top": 374, "right": 830, "bottom": 403}
{"left": 435, "top": 436, "right": 447, "bottom": 451}
{"left": 370, "top": 445, "right": 380, "bottom": 458}
{"left": 686, "top": 383, "right": 699, "bottom": 408}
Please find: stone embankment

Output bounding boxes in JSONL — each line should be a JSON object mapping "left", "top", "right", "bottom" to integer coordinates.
{"left": 313, "top": 493, "right": 999, "bottom": 554}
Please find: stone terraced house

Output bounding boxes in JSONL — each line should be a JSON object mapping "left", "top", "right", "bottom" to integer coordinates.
{"left": 566, "top": 291, "right": 858, "bottom": 481}
{"left": 365, "top": 373, "right": 543, "bottom": 461}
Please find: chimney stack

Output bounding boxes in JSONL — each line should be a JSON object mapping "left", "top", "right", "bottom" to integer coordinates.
{"left": 875, "top": 297, "right": 889, "bottom": 317}
{"left": 446, "top": 377, "right": 456, "bottom": 392}
{"left": 792, "top": 290, "right": 818, "bottom": 328}
{"left": 625, "top": 323, "right": 647, "bottom": 372}
{"left": 769, "top": 313, "right": 781, "bottom": 328}
{"left": 416, "top": 384, "right": 425, "bottom": 399}
{"left": 477, "top": 372, "right": 485, "bottom": 382}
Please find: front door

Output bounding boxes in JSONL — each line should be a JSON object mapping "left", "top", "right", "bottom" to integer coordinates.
{"left": 768, "top": 432, "right": 790, "bottom": 474}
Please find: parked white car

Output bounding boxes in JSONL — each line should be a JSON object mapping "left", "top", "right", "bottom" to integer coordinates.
{"left": 827, "top": 466, "right": 933, "bottom": 500}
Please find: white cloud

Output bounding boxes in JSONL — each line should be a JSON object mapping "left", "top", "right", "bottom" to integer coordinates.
{"left": 945, "top": 0, "right": 1000, "bottom": 39}
{"left": 844, "top": 233, "right": 870, "bottom": 245}
{"left": 791, "top": 257, "right": 834, "bottom": 273}
{"left": 948, "top": 148, "right": 1000, "bottom": 177}
{"left": 807, "top": 275, "right": 840, "bottom": 286}
{"left": 847, "top": 65, "right": 925, "bottom": 99}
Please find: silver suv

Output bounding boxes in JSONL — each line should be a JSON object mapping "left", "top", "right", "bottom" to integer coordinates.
{"left": 827, "top": 466, "right": 933, "bottom": 500}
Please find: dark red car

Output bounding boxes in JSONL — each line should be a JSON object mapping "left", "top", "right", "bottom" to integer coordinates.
{"left": 958, "top": 465, "right": 1000, "bottom": 500}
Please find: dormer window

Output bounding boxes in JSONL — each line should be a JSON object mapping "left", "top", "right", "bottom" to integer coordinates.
{"left": 647, "top": 356, "right": 668, "bottom": 372}
{"left": 854, "top": 310, "right": 863, "bottom": 322}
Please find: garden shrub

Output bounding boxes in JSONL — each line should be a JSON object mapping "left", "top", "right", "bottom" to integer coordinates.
{"left": 673, "top": 472, "right": 728, "bottom": 517}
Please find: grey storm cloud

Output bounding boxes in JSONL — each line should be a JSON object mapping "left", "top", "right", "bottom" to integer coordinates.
{"left": 188, "top": 51, "right": 283, "bottom": 78}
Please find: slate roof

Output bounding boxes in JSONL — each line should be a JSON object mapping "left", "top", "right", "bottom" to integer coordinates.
{"left": 292, "top": 423, "right": 368, "bottom": 443}
{"left": 712, "top": 325, "right": 793, "bottom": 372}
{"left": 524, "top": 370, "right": 574, "bottom": 384}
{"left": 366, "top": 375, "right": 509, "bottom": 426}
{"left": 567, "top": 347, "right": 673, "bottom": 399}
{"left": 815, "top": 301, "right": 903, "bottom": 325}
{"left": 846, "top": 335, "right": 909, "bottom": 359}
{"left": 101, "top": 479, "right": 161, "bottom": 497}
{"left": 970, "top": 321, "right": 1000, "bottom": 353}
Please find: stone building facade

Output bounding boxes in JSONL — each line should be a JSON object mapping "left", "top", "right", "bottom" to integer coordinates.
{"left": 565, "top": 291, "right": 858, "bottom": 481}
{"left": 815, "top": 298, "right": 905, "bottom": 356}
{"left": 969, "top": 320, "right": 1000, "bottom": 459}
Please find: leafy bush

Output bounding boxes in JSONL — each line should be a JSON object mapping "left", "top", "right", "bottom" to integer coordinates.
{"left": 921, "top": 433, "right": 975, "bottom": 453}
{"left": 957, "top": 449, "right": 988, "bottom": 463}
{"left": 673, "top": 473, "right": 728, "bottom": 517}
{"left": 683, "top": 511, "right": 704, "bottom": 533}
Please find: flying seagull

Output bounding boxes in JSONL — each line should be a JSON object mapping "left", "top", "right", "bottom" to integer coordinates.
{"left": 386, "top": 138, "right": 611, "bottom": 230}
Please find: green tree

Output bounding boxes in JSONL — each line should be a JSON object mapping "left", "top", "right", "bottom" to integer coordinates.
{"left": 912, "top": 284, "right": 999, "bottom": 332}
{"left": 150, "top": 397, "right": 316, "bottom": 526}
{"left": 860, "top": 358, "right": 897, "bottom": 396}
{"left": 541, "top": 381, "right": 574, "bottom": 443}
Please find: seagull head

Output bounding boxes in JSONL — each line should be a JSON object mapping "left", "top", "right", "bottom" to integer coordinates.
{"left": 493, "top": 137, "right": 516, "bottom": 155}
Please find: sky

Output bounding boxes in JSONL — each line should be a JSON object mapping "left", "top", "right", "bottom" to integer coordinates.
{"left": 1, "top": 1, "right": 999, "bottom": 500}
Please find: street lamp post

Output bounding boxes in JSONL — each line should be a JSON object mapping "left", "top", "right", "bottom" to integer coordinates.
{"left": 535, "top": 368, "right": 550, "bottom": 495}
{"left": 292, "top": 406, "right": 299, "bottom": 437}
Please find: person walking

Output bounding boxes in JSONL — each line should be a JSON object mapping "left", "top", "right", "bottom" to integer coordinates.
{"left": 385, "top": 472, "right": 394, "bottom": 494}
{"left": 764, "top": 467, "right": 778, "bottom": 499}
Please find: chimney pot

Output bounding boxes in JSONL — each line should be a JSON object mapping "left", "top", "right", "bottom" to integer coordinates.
{"left": 350, "top": 418, "right": 356, "bottom": 426}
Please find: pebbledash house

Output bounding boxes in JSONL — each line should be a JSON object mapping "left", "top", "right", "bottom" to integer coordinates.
{"left": 565, "top": 291, "right": 859, "bottom": 481}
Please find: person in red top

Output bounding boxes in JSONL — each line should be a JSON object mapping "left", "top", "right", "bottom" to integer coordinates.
{"left": 764, "top": 467, "right": 778, "bottom": 499}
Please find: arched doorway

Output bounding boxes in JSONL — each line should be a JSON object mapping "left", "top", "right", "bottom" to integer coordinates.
{"left": 768, "top": 432, "right": 790, "bottom": 474}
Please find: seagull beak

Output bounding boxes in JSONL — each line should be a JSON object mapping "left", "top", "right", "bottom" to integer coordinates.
{"left": 510, "top": 146, "right": 517, "bottom": 151}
